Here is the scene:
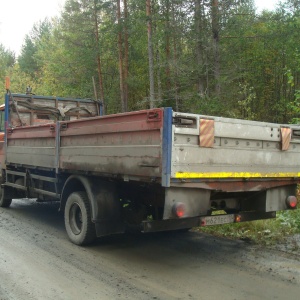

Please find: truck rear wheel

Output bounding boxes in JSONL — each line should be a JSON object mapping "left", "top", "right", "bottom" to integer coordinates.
{"left": 0, "top": 187, "right": 12, "bottom": 208}
{"left": 64, "top": 191, "right": 96, "bottom": 245}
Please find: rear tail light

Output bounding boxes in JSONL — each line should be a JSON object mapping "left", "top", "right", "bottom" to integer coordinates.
{"left": 235, "top": 215, "right": 242, "bottom": 222}
{"left": 286, "top": 196, "right": 297, "bottom": 209}
{"left": 172, "top": 202, "right": 185, "bottom": 218}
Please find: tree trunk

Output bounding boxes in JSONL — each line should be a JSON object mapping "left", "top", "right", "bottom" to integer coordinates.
{"left": 117, "top": 0, "right": 126, "bottom": 112}
{"left": 171, "top": 2, "right": 179, "bottom": 111}
{"left": 212, "top": 0, "right": 221, "bottom": 98}
{"left": 156, "top": 49, "right": 162, "bottom": 104}
{"left": 165, "top": 0, "right": 171, "bottom": 97}
{"left": 93, "top": 0, "right": 105, "bottom": 114}
{"left": 153, "top": 2, "right": 161, "bottom": 104}
{"left": 124, "top": 0, "right": 129, "bottom": 111}
{"left": 146, "top": 0, "right": 155, "bottom": 108}
{"left": 195, "top": 0, "right": 205, "bottom": 96}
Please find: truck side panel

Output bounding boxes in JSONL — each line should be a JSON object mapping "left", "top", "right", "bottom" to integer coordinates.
{"left": 6, "top": 124, "right": 56, "bottom": 169}
{"left": 6, "top": 108, "right": 164, "bottom": 181}
{"left": 59, "top": 109, "right": 163, "bottom": 178}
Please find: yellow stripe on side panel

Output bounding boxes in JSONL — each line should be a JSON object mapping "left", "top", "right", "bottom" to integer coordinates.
{"left": 175, "top": 172, "right": 300, "bottom": 179}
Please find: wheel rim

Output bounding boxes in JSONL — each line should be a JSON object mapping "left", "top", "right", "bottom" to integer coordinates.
{"left": 69, "top": 202, "right": 83, "bottom": 235}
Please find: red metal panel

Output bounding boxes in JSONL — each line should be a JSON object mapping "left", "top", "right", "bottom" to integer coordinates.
{"left": 59, "top": 120, "right": 160, "bottom": 137}
{"left": 60, "top": 108, "right": 163, "bottom": 133}
{"left": 5, "top": 108, "right": 165, "bottom": 180}
{"left": 171, "top": 179, "right": 299, "bottom": 192}
{"left": 58, "top": 108, "right": 164, "bottom": 178}
{"left": 0, "top": 141, "right": 5, "bottom": 168}
{"left": 6, "top": 124, "right": 56, "bottom": 139}
{"left": 6, "top": 123, "right": 57, "bottom": 168}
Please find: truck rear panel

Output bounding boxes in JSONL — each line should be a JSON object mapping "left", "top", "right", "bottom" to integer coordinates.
{"left": 170, "top": 111, "right": 300, "bottom": 183}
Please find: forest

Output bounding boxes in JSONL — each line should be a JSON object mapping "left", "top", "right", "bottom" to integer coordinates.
{"left": 1, "top": 0, "right": 300, "bottom": 123}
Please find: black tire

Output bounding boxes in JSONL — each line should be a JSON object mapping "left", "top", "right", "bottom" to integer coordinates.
{"left": 0, "top": 187, "right": 12, "bottom": 208}
{"left": 64, "top": 191, "right": 96, "bottom": 245}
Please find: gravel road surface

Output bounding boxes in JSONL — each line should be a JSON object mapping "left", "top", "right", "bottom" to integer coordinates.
{"left": 1, "top": 199, "right": 300, "bottom": 300}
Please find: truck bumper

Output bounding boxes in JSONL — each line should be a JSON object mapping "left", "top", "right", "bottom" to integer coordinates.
{"left": 142, "top": 211, "right": 276, "bottom": 233}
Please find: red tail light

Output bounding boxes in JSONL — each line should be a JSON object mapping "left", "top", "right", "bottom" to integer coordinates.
{"left": 172, "top": 202, "right": 185, "bottom": 218}
{"left": 235, "top": 215, "right": 242, "bottom": 222}
{"left": 286, "top": 196, "right": 297, "bottom": 209}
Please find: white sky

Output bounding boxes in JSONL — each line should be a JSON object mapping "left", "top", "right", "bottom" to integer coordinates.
{"left": 0, "top": 0, "right": 279, "bottom": 57}
{"left": 0, "top": 0, "right": 65, "bottom": 56}
{"left": 255, "top": 0, "right": 280, "bottom": 11}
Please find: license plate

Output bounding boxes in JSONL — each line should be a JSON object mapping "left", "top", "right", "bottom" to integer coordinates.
{"left": 203, "top": 214, "right": 235, "bottom": 226}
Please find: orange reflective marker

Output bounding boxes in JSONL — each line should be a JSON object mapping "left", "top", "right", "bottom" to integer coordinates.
{"left": 5, "top": 76, "right": 10, "bottom": 90}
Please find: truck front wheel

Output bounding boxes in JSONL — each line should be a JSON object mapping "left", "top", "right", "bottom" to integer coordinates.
{"left": 64, "top": 191, "right": 96, "bottom": 245}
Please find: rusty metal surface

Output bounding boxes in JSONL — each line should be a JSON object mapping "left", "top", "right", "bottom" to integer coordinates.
{"left": 170, "top": 179, "right": 299, "bottom": 192}
{"left": 142, "top": 211, "right": 276, "bottom": 232}
{"left": 0, "top": 141, "right": 5, "bottom": 170}
{"left": 59, "top": 109, "right": 163, "bottom": 177}
{"left": 6, "top": 108, "right": 164, "bottom": 180}
{"left": 9, "top": 94, "right": 99, "bottom": 127}
{"left": 6, "top": 124, "right": 56, "bottom": 169}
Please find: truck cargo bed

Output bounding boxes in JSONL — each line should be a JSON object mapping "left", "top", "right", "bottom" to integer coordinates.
{"left": 5, "top": 105, "right": 300, "bottom": 187}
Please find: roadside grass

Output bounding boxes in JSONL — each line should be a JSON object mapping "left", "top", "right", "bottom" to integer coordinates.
{"left": 195, "top": 207, "right": 300, "bottom": 246}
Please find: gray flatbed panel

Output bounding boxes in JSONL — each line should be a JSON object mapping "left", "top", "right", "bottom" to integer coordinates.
{"left": 172, "top": 112, "right": 300, "bottom": 179}
{"left": 59, "top": 145, "right": 161, "bottom": 176}
{"left": 6, "top": 146, "right": 56, "bottom": 168}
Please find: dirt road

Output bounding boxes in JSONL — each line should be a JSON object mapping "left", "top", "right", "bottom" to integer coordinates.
{"left": 0, "top": 199, "right": 300, "bottom": 300}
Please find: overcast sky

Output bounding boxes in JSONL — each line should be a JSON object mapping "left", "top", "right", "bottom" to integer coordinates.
{"left": 0, "top": 0, "right": 279, "bottom": 56}
{"left": 0, "top": 0, "right": 65, "bottom": 55}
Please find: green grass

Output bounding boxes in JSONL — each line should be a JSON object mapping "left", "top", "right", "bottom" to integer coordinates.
{"left": 195, "top": 208, "right": 300, "bottom": 246}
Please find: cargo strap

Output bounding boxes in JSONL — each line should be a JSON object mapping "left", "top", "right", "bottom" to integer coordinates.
{"left": 199, "top": 119, "right": 214, "bottom": 148}
{"left": 8, "top": 90, "right": 25, "bottom": 127}
{"left": 281, "top": 127, "right": 291, "bottom": 151}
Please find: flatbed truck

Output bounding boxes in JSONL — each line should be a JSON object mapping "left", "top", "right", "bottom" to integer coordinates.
{"left": 0, "top": 90, "right": 299, "bottom": 245}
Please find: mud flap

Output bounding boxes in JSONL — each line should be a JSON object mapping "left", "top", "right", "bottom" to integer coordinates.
{"left": 61, "top": 176, "right": 125, "bottom": 237}
{"left": 266, "top": 185, "right": 296, "bottom": 212}
{"left": 87, "top": 179, "right": 125, "bottom": 237}
{"left": 163, "top": 187, "right": 211, "bottom": 219}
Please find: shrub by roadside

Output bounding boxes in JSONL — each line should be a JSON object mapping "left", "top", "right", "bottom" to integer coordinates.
{"left": 194, "top": 207, "right": 300, "bottom": 246}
